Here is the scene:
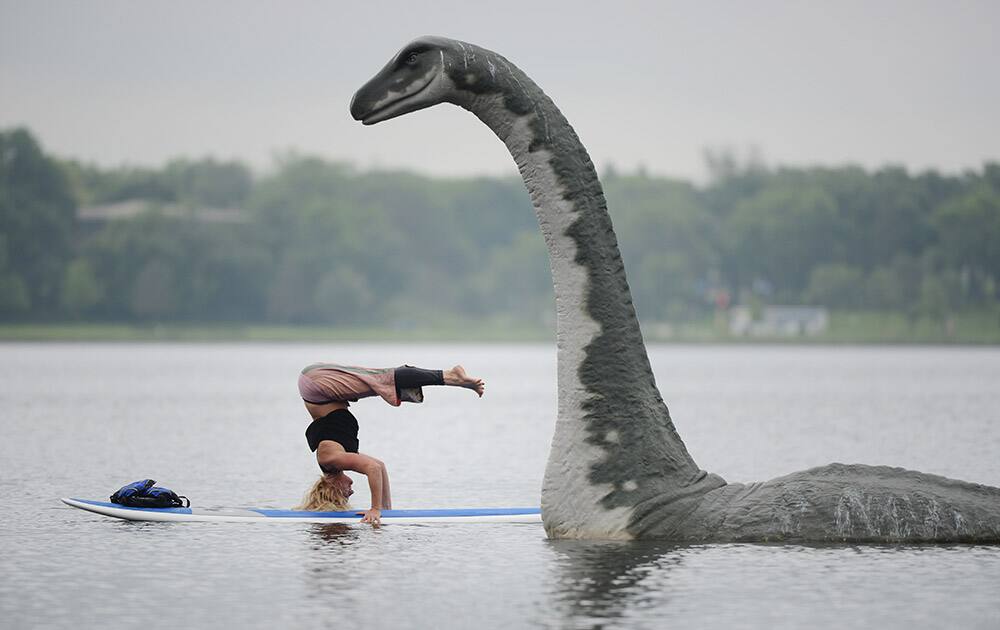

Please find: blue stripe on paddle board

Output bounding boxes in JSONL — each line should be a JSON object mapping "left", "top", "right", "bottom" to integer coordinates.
{"left": 256, "top": 507, "right": 541, "bottom": 518}
{"left": 69, "top": 499, "right": 539, "bottom": 519}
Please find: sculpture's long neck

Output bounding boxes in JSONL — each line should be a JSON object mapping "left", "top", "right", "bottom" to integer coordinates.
{"left": 447, "top": 47, "right": 720, "bottom": 538}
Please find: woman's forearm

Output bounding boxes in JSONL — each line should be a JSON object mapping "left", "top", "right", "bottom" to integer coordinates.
{"left": 365, "top": 464, "right": 384, "bottom": 510}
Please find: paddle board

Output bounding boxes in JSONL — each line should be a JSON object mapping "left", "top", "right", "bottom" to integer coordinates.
{"left": 62, "top": 498, "right": 541, "bottom": 524}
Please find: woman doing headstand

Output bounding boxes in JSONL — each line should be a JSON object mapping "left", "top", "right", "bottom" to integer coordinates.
{"left": 297, "top": 362, "right": 485, "bottom": 526}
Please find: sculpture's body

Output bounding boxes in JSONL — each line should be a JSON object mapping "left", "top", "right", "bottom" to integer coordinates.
{"left": 351, "top": 36, "right": 1000, "bottom": 541}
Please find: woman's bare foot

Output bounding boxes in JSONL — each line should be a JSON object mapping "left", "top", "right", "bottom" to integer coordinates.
{"left": 443, "top": 365, "right": 485, "bottom": 397}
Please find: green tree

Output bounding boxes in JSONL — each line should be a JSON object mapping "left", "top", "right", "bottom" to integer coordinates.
{"left": 919, "top": 274, "right": 950, "bottom": 320}
{"left": 164, "top": 158, "right": 253, "bottom": 207}
{"left": 864, "top": 266, "right": 906, "bottom": 310}
{"left": 0, "top": 128, "right": 76, "bottom": 317}
{"left": 725, "top": 182, "right": 843, "bottom": 300}
{"left": 804, "top": 264, "right": 865, "bottom": 308}
{"left": 825, "top": 166, "right": 939, "bottom": 270}
{"left": 0, "top": 234, "right": 29, "bottom": 313}
{"left": 61, "top": 258, "right": 104, "bottom": 316}
{"left": 471, "top": 230, "right": 550, "bottom": 322}
{"left": 932, "top": 183, "right": 1000, "bottom": 303}
{"left": 130, "top": 260, "right": 178, "bottom": 320}
{"left": 314, "top": 267, "right": 375, "bottom": 325}
{"left": 608, "top": 174, "right": 717, "bottom": 320}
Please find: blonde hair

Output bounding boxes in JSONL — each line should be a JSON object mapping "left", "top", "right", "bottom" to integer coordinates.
{"left": 297, "top": 474, "right": 351, "bottom": 511}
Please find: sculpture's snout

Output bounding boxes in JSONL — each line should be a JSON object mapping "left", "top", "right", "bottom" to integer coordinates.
{"left": 349, "top": 91, "right": 365, "bottom": 122}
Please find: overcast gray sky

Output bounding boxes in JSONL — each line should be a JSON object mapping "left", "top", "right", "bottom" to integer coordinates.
{"left": 1, "top": 0, "right": 997, "bottom": 180}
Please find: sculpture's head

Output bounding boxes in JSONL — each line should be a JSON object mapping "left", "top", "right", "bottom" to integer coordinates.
{"left": 350, "top": 36, "right": 462, "bottom": 125}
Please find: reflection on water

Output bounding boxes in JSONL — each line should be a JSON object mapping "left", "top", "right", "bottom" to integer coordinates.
{"left": 540, "top": 541, "right": 1000, "bottom": 629}
{"left": 309, "top": 523, "right": 356, "bottom": 544}
{"left": 302, "top": 524, "right": 364, "bottom": 622}
{"left": 545, "top": 540, "right": 686, "bottom": 626}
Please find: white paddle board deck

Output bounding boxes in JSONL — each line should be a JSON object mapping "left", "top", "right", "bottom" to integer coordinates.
{"left": 62, "top": 498, "right": 542, "bottom": 524}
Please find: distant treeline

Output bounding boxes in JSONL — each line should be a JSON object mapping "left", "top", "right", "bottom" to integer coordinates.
{"left": 1, "top": 127, "right": 998, "bottom": 327}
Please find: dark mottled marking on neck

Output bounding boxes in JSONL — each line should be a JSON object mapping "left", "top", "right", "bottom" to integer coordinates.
{"left": 443, "top": 40, "right": 725, "bottom": 533}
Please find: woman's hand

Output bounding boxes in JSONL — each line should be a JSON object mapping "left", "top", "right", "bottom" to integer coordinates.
{"left": 359, "top": 508, "right": 382, "bottom": 527}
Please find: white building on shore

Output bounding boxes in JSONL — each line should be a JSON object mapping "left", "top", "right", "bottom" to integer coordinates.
{"left": 729, "top": 305, "right": 829, "bottom": 337}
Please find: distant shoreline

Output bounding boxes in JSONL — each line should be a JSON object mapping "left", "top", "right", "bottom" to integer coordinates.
{"left": 0, "top": 323, "right": 551, "bottom": 343}
{"left": 3, "top": 312, "right": 999, "bottom": 344}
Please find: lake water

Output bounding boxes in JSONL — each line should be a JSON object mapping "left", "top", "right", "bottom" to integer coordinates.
{"left": 1, "top": 343, "right": 999, "bottom": 629}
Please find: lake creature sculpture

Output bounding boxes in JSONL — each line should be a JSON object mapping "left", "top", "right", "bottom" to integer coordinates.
{"left": 351, "top": 36, "right": 1000, "bottom": 541}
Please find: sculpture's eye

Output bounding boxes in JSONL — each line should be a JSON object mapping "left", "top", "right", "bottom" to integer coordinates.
{"left": 405, "top": 52, "right": 420, "bottom": 65}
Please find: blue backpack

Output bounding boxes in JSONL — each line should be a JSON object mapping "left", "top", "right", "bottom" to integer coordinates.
{"left": 110, "top": 479, "right": 190, "bottom": 508}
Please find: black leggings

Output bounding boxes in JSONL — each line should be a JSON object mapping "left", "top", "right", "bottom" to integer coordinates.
{"left": 394, "top": 365, "right": 444, "bottom": 396}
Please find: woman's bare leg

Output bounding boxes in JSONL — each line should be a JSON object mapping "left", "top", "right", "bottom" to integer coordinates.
{"left": 443, "top": 365, "right": 485, "bottom": 396}
{"left": 380, "top": 462, "right": 392, "bottom": 509}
